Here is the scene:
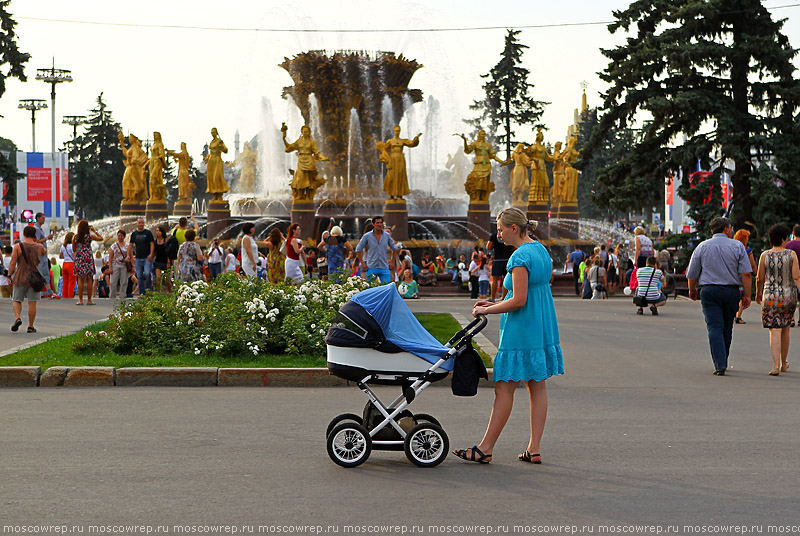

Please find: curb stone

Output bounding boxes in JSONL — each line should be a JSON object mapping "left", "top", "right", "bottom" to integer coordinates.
{"left": 0, "top": 366, "right": 40, "bottom": 387}
{"left": 40, "top": 367, "right": 69, "bottom": 387}
{"left": 116, "top": 367, "right": 218, "bottom": 387}
{"left": 218, "top": 368, "right": 349, "bottom": 387}
{"left": 64, "top": 367, "right": 116, "bottom": 387}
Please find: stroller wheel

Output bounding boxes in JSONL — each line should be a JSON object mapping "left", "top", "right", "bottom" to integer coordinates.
{"left": 327, "top": 422, "right": 372, "bottom": 468}
{"left": 325, "top": 413, "right": 363, "bottom": 439}
{"left": 404, "top": 423, "right": 449, "bottom": 468}
{"left": 412, "top": 413, "right": 441, "bottom": 427}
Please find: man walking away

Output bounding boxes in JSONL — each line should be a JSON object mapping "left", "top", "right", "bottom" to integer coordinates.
{"left": 355, "top": 216, "right": 399, "bottom": 284}
{"left": 784, "top": 224, "right": 800, "bottom": 326}
{"left": 8, "top": 226, "right": 47, "bottom": 332}
{"left": 33, "top": 212, "right": 54, "bottom": 297}
{"left": 128, "top": 218, "right": 155, "bottom": 296}
{"left": 487, "top": 231, "right": 515, "bottom": 302}
{"left": 567, "top": 245, "right": 585, "bottom": 296}
{"left": 686, "top": 217, "right": 753, "bottom": 375}
{"left": 207, "top": 239, "right": 224, "bottom": 280}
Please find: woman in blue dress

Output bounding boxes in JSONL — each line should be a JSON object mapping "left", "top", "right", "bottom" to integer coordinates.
{"left": 454, "top": 207, "right": 564, "bottom": 464}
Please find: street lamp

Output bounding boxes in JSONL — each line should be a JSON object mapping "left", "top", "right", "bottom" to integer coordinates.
{"left": 62, "top": 115, "right": 86, "bottom": 151}
{"left": 18, "top": 98, "right": 48, "bottom": 151}
{"left": 36, "top": 59, "right": 73, "bottom": 222}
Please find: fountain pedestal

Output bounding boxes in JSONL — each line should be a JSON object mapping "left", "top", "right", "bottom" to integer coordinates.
{"left": 207, "top": 199, "right": 232, "bottom": 240}
{"left": 173, "top": 202, "right": 192, "bottom": 217}
{"left": 527, "top": 201, "right": 550, "bottom": 240}
{"left": 384, "top": 198, "right": 409, "bottom": 242}
{"left": 554, "top": 202, "right": 579, "bottom": 239}
{"left": 291, "top": 201, "right": 316, "bottom": 242}
{"left": 145, "top": 200, "right": 168, "bottom": 223}
{"left": 120, "top": 202, "right": 145, "bottom": 224}
{"left": 467, "top": 203, "right": 491, "bottom": 237}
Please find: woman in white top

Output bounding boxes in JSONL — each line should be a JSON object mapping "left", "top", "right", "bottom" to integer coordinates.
{"left": 224, "top": 247, "right": 237, "bottom": 272}
{"left": 240, "top": 222, "right": 259, "bottom": 278}
{"left": 109, "top": 229, "right": 130, "bottom": 300}
{"left": 59, "top": 232, "right": 76, "bottom": 299}
{"left": 634, "top": 226, "right": 654, "bottom": 268}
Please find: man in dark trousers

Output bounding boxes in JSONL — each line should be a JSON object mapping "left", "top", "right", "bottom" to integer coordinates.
{"left": 567, "top": 245, "right": 585, "bottom": 296}
{"left": 686, "top": 217, "right": 753, "bottom": 375}
{"left": 127, "top": 217, "right": 155, "bottom": 296}
{"left": 487, "top": 231, "right": 515, "bottom": 302}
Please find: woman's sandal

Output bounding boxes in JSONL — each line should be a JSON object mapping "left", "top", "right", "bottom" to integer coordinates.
{"left": 735, "top": 317, "right": 745, "bottom": 324}
{"left": 453, "top": 445, "right": 492, "bottom": 464}
{"left": 518, "top": 450, "right": 542, "bottom": 464}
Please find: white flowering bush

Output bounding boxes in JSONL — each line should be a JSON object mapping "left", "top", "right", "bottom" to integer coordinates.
{"left": 73, "top": 273, "right": 375, "bottom": 357}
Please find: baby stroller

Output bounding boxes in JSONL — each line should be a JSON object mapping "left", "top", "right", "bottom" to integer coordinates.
{"left": 325, "top": 284, "right": 487, "bottom": 468}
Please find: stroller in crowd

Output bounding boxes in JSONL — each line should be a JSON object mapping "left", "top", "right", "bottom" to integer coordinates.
{"left": 325, "top": 284, "right": 487, "bottom": 468}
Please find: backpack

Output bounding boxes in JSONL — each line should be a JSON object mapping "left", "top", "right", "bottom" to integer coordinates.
{"left": 165, "top": 236, "right": 179, "bottom": 261}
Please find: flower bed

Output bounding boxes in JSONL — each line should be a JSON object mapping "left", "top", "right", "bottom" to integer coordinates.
{"left": 73, "top": 274, "right": 376, "bottom": 357}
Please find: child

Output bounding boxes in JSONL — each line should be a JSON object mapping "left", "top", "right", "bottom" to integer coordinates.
{"left": 476, "top": 258, "right": 491, "bottom": 299}
{"left": 397, "top": 268, "right": 419, "bottom": 299}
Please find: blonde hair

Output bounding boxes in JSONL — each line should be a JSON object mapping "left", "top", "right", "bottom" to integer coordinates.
{"left": 634, "top": 226, "right": 646, "bottom": 236}
{"left": 496, "top": 207, "right": 537, "bottom": 237}
{"left": 330, "top": 225, "right": 343, "bottom": 236}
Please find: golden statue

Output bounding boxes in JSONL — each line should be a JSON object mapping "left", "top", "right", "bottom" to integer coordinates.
{"left": 380, "top": 125, "right": 421, "bottom": 200}
{"left": 146, "top": 131, "right": 167, "bottom": 202}
{"left": 282, "top": 123, "right": 329, "bottom": 203}
{"left": 204, "top": 127, "right": 229, "bottom": 201}
{"left": 561, "top": 135, "right": 580, "bottom": 204}
{"left": 119, "top": 133, "right": 148, "bottom": 204}
{"left": 167, "top": 142, "right": 195, "bottom": 204}
{"left": 509, "top": 143, "right": 531, "bottom": 207}
{"left": 457, "top": 130, "right": 508, "bottom": 204}
{"left": 226, "top": 141, "right": 258, "bottom": 194}
{"left": 550, "top": 141, "right": 565, "bottom": 208}
{"left": 525, "top": 128, "right": 554, "bottom": 204}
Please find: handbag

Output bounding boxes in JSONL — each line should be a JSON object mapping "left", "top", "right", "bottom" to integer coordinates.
{"left": 279, "top": 238, "right": 288, "bottom": 256}
{"left": 593, "top": 267, "right": 605, "bottom": 293}
{"left": 116, "top": 244, "right": 133, "bottom": 272}
{"left": 633, "top": 267, "right": 657, "bottom": 307}
{"left": 20, "top": 243, "right": 46, "bottom": 292}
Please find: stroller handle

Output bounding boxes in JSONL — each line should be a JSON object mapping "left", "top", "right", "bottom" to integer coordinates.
{"left": 447, "top": 314, "right": 488, "bottom": 346}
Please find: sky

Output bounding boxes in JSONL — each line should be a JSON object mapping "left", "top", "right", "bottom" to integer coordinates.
{"left": 1, "top": 0, "right": 799, "bottom": 171}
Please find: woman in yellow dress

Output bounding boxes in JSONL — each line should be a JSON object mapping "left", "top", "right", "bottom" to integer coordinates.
{"left": 382, "top": 125, "right": 421, "bottom": 199}
{"left": 204, "top": 128, "right": 229, "bottom": 200}
{"left": 282, "top": 124, "right": 329, "bottom": 202}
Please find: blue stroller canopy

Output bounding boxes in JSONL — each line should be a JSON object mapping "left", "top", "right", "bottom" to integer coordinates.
{"left": 351, "top": 285, "right": 452, "bottom": 370}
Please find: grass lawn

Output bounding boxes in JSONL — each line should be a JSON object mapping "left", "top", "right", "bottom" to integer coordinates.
{"left": 0, "top": 313, "right": 491, "bottom": 370}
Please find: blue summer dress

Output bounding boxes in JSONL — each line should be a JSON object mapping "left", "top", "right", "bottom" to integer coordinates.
{"left": 494, "top": 241, "right": 564, "bottom": 382}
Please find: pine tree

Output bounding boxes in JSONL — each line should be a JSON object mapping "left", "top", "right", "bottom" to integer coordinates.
{"left": 583, "top": 0, "right": 800, "bottom": 236}
{"left": 0, "top": 136, "right": 21, "bottom": 204}
{"left": 70, "top": 93, "right": 125, "bottom": 219}
{"left": 466, "top": 29, "right": 548, "bottom": 159}
{"left": 0, "top": 0, "right": 29, "bottom": 99}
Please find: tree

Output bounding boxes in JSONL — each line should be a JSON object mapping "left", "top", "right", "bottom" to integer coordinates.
{"left": 575, "top": 108, "right": 638, "bottom": 219}
{"left": 69, "top": 94, "right": 125, "bottom": 220}
{"left": 583, "top": 0, "right": 800, "bottom": 236}
{"left": 466, "top": 29, "right": 548, "bottom": 159}
{"left": 0, "top": 1, "right": 30, "bottom": 99}
{"left": 0, "top": 136, "right": 21, "bottom": 205}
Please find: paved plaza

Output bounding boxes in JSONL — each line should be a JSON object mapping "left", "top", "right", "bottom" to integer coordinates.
{"left": 1, "top": 296, "right": 799, "bottom": 531}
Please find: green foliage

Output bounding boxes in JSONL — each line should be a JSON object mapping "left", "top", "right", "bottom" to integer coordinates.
{"left": 585, "top": 0, "right": 800, "bottom": 235}
{"left": 69, "top": 94, "right": 125, "bottom": 219}
{"left": 73, "top": 274, "right": 377, "bottom": 358}
{"left": 466, "top": 29, "right": 548, "bottom": 159}
{"left": 575, "top": 108, "right": 638, "bottom": 218}
{"left": 0, "top": 1, "right": 29, "bottom": 99}
{"left": 0, "top": 135, "right": 20, "bottom": 203}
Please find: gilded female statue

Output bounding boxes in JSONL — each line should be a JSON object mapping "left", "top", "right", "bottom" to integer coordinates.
{"left": 204, "top": 127, "right": 229, "bottom": 200}
{"left": 146, "top": 131, "right": 167, "bottom": 202}
{"left": 118, "top": 133, "right": 147, "bottom": 204}
{"left": 167, "top": 142, "right": 195, "bottom": 204}
{"left": 561, "top": 135, "right": 580, "bottom": 204}
{"left": 282, "top": 124, "right": 329, "bottom": 202}
{"left": 525, "top": 128, "right": 554, "bottom": 204}
{"left": 226, "top": 141, "right": 258, "bottom": 194}
{"left": 458, "top": 130, "right": 509, "bottom": 204}
{"left": 509, "top": 143, "right": 531, "bottom": 207}
{"left": 380, "top": 125, "right": 421, "bottom": 200}
{"left": 550, "top": 141, "right": 565, "bottom": 207}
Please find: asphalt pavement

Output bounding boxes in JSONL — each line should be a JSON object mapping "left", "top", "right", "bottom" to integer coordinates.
{"left": 2, "top": 296, "right": 800, "bottom": 532}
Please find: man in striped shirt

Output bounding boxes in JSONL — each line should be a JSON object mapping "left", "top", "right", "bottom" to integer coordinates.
{"left": 635, "top": 256, "right": 667, "bottom": 315}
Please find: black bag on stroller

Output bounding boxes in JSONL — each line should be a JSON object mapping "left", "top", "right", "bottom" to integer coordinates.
{"left": 451, "top": 343, "right": 488, "bottom": 396}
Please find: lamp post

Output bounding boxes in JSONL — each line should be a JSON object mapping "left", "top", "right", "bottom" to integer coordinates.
{"left": 18, "top": 99, "right": 48, "bottom": 152}
{"left": 36, "top": 59, "right": 73, "bottom": 222}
